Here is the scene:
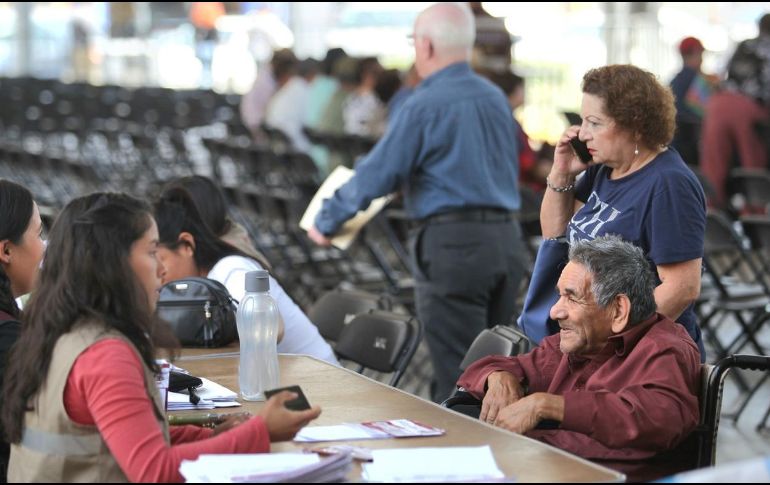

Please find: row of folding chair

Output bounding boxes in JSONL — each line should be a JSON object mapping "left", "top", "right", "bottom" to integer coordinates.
{"left": 698, "top": 208, "right": 770, "bottom": 428}
{"left": 202, "top": 131, "right": 418, "bottom": 308}
{"left": 0, "top": 77, "right": 240, "bottom": 133}
{"left": 306, "top": 286, "right": 423, "bottom": 389}
{"left": 689, "top": 164, "right": 770, "bottom": 217}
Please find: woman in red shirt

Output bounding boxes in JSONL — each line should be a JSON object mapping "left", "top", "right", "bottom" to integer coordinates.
{"left": 2, "top": 193, "right": 320, "bottom": 482}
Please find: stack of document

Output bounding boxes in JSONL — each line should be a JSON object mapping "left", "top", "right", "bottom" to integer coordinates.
{"left": 167, "top": 392, "right": 241, "bottom": 411}
{"left": 295, "top": 419, "right": 444, "bottom": 442}
{"left": 361, "top": 446, "right": 506, "bottom": 482}
{"left": 196, "top": 377, "right": 239, "bottom": 402}
{"left": 167, "top": 377, "right": 240, "bottom": 411}
{"left": 179, "top": 452, "right": 352, "bottom": 483}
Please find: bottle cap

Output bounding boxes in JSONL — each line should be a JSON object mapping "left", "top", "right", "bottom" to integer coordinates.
{"left": 245, "top": 270, "right": 270, "bottom": 293}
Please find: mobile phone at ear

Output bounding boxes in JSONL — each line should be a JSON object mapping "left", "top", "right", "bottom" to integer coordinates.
{"left": 569, "top": 137, "right": 592, "bottom": 164}
{"left": 264, "top": 385, "right": 311, "bottom": 411}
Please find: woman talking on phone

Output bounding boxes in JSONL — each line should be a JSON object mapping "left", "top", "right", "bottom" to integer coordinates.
{"left": 538, "top": 64, "right": 706, "bottom": 358}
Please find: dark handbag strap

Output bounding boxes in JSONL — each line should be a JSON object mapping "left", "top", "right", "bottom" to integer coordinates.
{"left": 169, "top": 371, "right": 203, "bottom": 404}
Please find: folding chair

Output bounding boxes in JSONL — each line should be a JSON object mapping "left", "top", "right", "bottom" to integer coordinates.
{"left": 459, "top": 325, "right": 532, "bottom": 371}
{"left": 688, "top": 164, "right": 724, "bottom": 212}
{"left": 739, "top": 215, "right": 770, "bottom": 292}
{"left": 306, "top": 287, "right": 389, "bottom": 344}
{"left": 441, "top": 325, "right": 532, "bottom": 416}
{"left": 727, "top": 168, "right": 770, "bottom": 215}
{"left": 333, "top": 310, "right": 422, "bottom": 387}
{"left": 699, "top": 210, "right": 770, "bottom": 361}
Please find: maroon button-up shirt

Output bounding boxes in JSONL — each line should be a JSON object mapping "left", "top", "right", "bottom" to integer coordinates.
{"left": 458, "top": 313, "right": 700, "bottom": 477}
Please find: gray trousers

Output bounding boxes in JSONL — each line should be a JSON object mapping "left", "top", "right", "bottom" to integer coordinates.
{"left": 409, "top": 220, "right": 525, "bottom": 402}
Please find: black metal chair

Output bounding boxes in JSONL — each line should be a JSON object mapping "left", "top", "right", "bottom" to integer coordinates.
{"left": 699, "top": 210, "right": 770, "bottom": 361}
{"left": 441, "top": 325, "right": 532, "bottom": 415}
{"left": 740, "top": 215, "right": 770, "bottom": 293}
{"left": 728, "top": 168, "right": 770, "bottom": 215}
{"left": 459, "top": 325, "right": 532, "bottom": 370}
{"left": 306, "top": 287, "right": 389, "bottom": 344}
{"left": 688, "top": 164, "right": 724, "bottom": 212}
{"left": 333, "top": 309, "right": 423, "bottom": 387}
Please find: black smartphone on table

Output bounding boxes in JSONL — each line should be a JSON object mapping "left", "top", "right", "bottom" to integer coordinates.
{"left": 569, "top": 137, "right": 593, "bottom": 164}
{"left": 264, "top": 385, "right": 312, "bottom": 411}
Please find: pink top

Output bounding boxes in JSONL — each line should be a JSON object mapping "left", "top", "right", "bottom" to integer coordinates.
{"left": 64, "top": 339, "right": 270, "bottom": 482}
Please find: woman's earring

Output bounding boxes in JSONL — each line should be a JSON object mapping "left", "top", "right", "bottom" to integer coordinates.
{"left": 634, "top": 144, "right": 639, "bottom": 156}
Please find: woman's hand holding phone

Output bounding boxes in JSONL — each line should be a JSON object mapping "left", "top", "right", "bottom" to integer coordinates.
{"left": 569, "top": 137, "right": 593, "bottom": 164}
{"left": 551, "top": 125, "right": 590, "bottom": 184}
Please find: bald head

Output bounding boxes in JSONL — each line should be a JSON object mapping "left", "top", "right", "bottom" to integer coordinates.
{"left": 415, "top": 2, "right": 476, "bottom": 58}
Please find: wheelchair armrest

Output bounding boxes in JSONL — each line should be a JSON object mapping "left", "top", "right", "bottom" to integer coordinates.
{"left": 730, "top": 354, "right": 770, "bottom": 372}
{"left": 441, "top": 389, "right": 481, "bottom": 408}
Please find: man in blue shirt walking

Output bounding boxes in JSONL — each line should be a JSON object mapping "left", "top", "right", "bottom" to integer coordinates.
{"left": 308, "top": 2, "right": 525, "bottom": 402}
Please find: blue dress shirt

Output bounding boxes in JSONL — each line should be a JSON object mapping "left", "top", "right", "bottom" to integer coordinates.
{"left": 314, "top": 62, "right": 520, "bottom": 236}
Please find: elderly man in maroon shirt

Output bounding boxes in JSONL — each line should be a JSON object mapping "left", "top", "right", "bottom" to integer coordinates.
{"left": 457, "top": 235, "right": 701, "bottom": 480}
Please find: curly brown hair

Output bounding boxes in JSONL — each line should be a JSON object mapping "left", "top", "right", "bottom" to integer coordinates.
{"left": 582, "top": 65, "right": 676, "bottom": 149}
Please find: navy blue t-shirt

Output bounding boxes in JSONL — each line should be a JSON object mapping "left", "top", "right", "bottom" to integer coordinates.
{"left": 569, "top": 148, "right": 706, "bottom": 355}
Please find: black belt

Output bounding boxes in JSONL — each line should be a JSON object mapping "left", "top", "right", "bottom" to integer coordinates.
{"left": 418, "top": 208, "right": 517, "bottom": 226}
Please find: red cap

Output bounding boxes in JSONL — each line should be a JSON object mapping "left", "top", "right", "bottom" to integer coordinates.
{"left": 679, "top": 36, "right": 705, "bottom": 55}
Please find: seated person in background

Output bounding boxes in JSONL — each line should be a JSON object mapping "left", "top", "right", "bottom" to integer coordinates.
{"left": 305, "top": 47, "right": 347, "bottom": 130}
{"left": 0, "top": 180, "right": 46, "bottom": 483}
{"left": 240, "top": 49, "right": 297, "bottom": 141}
{"left": 457, "top": 235, "right": 700, "bottom": 481}
{"left": 388, "top": 64, "right": 421, "bottom": 121}
{"left": 154, "top": 181, "right": 338, "bottom": 365}
{"left": 343, "top": 57, "right": 386, "bottom": 138}
{"left": 485, "top": 70, "right": 550, "bottom": 192}
{"left": 265, "top": 58, "right": 315, "bottom": 154}
{"left": 317, "top": 56, "right": 358, "bottom": 136}
{"left": 374, "top": 68, "right": 403, "bottom": 127}
{"left": 2, "top": 193, "right": 321, "bottom": 482}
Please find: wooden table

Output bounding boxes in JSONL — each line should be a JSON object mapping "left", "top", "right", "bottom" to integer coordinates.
{"left": 175, "top": 353, "right": 624, "bottom": 482}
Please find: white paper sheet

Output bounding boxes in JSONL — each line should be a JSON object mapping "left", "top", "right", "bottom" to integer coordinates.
{"left": 361, "top": 446, "right": 506, "bottom": 482}
{"left": 294, "top": 419, "right": 444, "bottom": 442}
{"left": 294, "top": 424, "right": 388, "bottom": 442}
{"left": 298, "top": 166, "right": 394, "bottom": 250}
{"left": 180, "top": 453, "right": 319, "bottom": 483}
{"left": 197, "top": 377, "right": 239, "bottom": 401}
{"left": 167, "top": 391, "right": 240, "bottom": 410}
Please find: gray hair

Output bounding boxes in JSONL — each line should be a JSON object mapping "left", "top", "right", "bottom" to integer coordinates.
{"left": 568, "top": 235, "right": 657, "bottom": 325}
{"left": 415, "top": 2, "right": 476, "bottom": 53}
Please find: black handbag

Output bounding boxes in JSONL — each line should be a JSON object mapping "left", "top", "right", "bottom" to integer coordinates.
{"left": 156, "top": 277, "right": 238, "bottom": 347}
{"left": 169, "top": 370, "right": 203, "bottom": 404}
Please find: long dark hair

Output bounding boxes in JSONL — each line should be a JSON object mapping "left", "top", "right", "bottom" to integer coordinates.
{"left": 162, "top": 176, "right": 232, "bottom": 236}
{"left": 159, "top": 176, "right": 272, "bottom": 270}
{"left": 0, "top": 180, "right": 35, "bottom": 319}
{"left": 2, "top": 193, "right": 173, "bottom": 443}
{"left": 154, "top": 186, "right": 250, "bottom": 273}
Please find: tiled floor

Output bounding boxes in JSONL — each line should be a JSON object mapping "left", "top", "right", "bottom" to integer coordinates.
{"left": 703, "top": 302, "right": 770, "bottom": 466}
{"left": 718, "top": 374, "right": 770, "bottom": 465}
